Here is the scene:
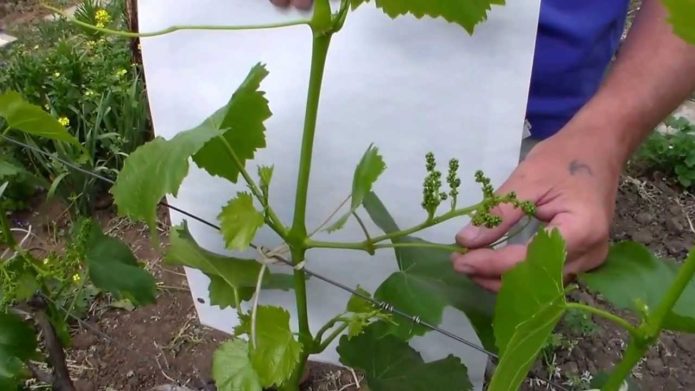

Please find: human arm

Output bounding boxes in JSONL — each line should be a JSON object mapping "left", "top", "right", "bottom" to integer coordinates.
{"left": 452, "top": 0, "right": 695, "bottom": 291}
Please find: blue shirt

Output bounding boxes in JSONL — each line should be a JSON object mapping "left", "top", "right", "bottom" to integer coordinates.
{"left": 526, "top": 0, "right": 631, "bottom": 139}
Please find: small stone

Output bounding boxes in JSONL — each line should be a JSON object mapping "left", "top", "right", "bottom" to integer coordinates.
{"left": 665, "top": 239, "right": 690, "bottom": 255}
{"left": 631, "top": 229, "right": 654, "bottom": 244}
{"left": 635, "top": 212, "right": 655, "bottom": 225}
{"left": 666, "top": 217, "right": 685, "bottom": 234}
{"left": 71, "top": 333, "right": 98, "bottom": 350}
{"left": 646, "top": 357, "right": 666, "bottom": 375}
{"left": 127, "top": 370, "right": 135, "bottom": 378}
{"left": 562, "top": 361, "right": 579, "bottom": 375}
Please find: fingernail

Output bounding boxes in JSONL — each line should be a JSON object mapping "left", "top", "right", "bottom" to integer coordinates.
{"left": 458, "top": 225, "right": 481, "bottom": 243}
{"left": 455, "top": 260, "right": 476, "bottom": 275}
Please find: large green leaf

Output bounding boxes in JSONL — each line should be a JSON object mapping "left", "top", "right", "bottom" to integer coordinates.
{"left": 0, "top": 312, "right": 37, "bottom": 389}
{"left": 213, "top": 339, "right": 262, "bottom": 391}
{"left": 488, "top": 229, "right": 567, "bottom": 391}
{"left": 363, "top": 192, "right": 496, "bottom": 350}
{"left": 350, "top": 0, "right": 503, "bottom": 34}
{"left": 579, "top": 241, "right": 695, "bottom": 333}
{"left": 234, "top": 306, "right": 302, "bottom": 388}
{"left": 219, "top": 193, "right": 265, "bottom": 251}
{"left": 663, "top": 0, "right": 695, "bottom": 44}
{"left": 165, "top": 223, "right": 293, "bottom": 309}
{"left": 110, "top": 63, "right": 270, "bottom": 230}
{"left": 192, "top": 63, "right": 271, "bottom": 183}
{"left": 84, "top": 225, "right": 157, "bottom": 306}
{"left": 0, "top": 91, "right": 78, "bottom": 144}
{"left": 337, "top": 322, "right": 473, "bottom": 391}
{"left": 327, "top": 144, "right": 386, "bottom": 232}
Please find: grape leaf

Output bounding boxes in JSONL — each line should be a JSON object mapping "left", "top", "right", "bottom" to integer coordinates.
{"left": 328, "top": 144, "right": 386, "bottom": 232}
{"left": 84, "top": 224, "right": 157, "bottom": 306}
{"left": 193, "top": 63, "right": 271, "bottom": 183}
{"left": 663, "top": 0, "right": 695, "bottom": 44}
{"left": 350, "top": 0, "right": 503, "bottom": 34}
{"left": 579, "top": 241, "right": 695, "bottom": 333}
{"left": 0, "top": 90, "right": 78, "bottom": 144}
{"left": 111, "top": 63, "right": 270, "bottom": 230}
{"left": 487, "top": 229, "right": 567, "bottom": 391}
{"left": 219, "top": 193, "right": 265, "bottom": 251}
{"left": 165, "top": 223, "right": 293, "bottom": 309}
{"left": 337, "top": 322, "right": 473, "bottom": 391}
{"left": 213, "top": 339, "right": 262, "bottom": 391}
{"left": 244, "top": 306, "right": 302, "bottom": 388}
{"left": 363, "top": 192, "right": 496, "bottom": 351}
{"left": 346, "top": 285, "right": 374, "bottom": 313}
{"left": 0, "top": 312, "right": 37, "bottom": 390}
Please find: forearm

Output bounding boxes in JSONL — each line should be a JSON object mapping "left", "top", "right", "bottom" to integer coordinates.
{"left": 560, "top": 0, "right": 695, "bottom": 168}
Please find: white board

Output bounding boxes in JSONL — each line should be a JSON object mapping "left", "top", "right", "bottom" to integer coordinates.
{"left": 137, "top": 1, "right": 540, "bottom": 389}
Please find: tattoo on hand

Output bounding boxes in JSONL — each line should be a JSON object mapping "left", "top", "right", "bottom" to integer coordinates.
{"left": 568, "top": 159, "right": 593, "bottom": 176}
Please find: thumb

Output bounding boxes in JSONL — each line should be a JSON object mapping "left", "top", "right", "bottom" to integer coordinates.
{"left": 456, "top": 173, "right": 541, "bottom": 248}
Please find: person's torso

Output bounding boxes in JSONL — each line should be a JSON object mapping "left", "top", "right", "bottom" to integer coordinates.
{"left": 527, "top": 0, "right": 631, "bottom": 139}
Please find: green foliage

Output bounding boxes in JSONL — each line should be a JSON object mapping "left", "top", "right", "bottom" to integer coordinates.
{"left": 350, "top": 0, "right": 503, "bottom": 34}
{"left": 165, "top": 223, "right": 293, "bottom": 309}
{"left": 192, "top": 63, "right": 271, "bottom": 184}
{"left": 487, "top": 229, "right": 568, "bottom": 391}
{"left": 0, "top": 312, "right": 37, "bottom": 390}
{"left": 662, "top": 0, "right": 695, "bottom": 44}
{"left": 84, "top": 223, "right": 157, "bottom": 305}
{"left": 231, "top": 306, "right": 303, "bottom": 388}
{"left": 634, "top": 116, "right": 695, "bottom": 188}
{"left": 579, "top": 241, "right": 695, "bottom": 333}
{"left": 363, "top": 192, "right": 497, "bottom": 350}
{"left": 327, "top": 144, "right": 386, "bottom": 232}
{"left": 219, "top": 193, "right": 265, "bottom": 251}
{"left": 0, "top": 91, "right": 78, "bottom": 144}
{"left": 0, "top": 7, "right": 149, "bottom": 214}
{"left": 111, "top": 64, "right": 270, "bottom": 232}
{"left": 337, "top": 322, "right": 473, "bottom": 391}
{"left": 213, "top": 339, "right": 262, "bottom": 391}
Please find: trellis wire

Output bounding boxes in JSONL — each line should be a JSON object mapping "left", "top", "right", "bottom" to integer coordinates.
{"left": 3, "top": 135, "right": 571, "bottom": 391}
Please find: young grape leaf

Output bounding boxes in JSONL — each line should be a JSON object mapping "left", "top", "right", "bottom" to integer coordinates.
{"left": 111, "top": 63, "right": 269, "bottom": 231}
{"left": 663, "top": 0, "right": 695, "bottom": 44}
{"left": 213, "top": 339, "right": 262, "bottom": 391}
{"left": 0, "top": 312, "right": 37, "bottom": 389}
{"left": 346, "top": 285, "right": 374, "bottom": 313}
{"left": 327, "top": 144, "right": 386, "bottom": 232}
{"left": 243, "top": 306, "right": 302, "bottom": 388}
{"left": 487, "top": 229, "right": 567, "bottom": 391}
{"left": 84, "top": 225, "right": 157, "bottom": 306}
{"left": 337, "top": 322, "right": 473, "bottom": 391}
{"left": 363, "top": 192, "right": 496, "bottom": 351}
{"left": 350, "top": 0, "right": 503, "bottom": 34}
{"left": 0, "top": 90, "right": 78, "bottom": 144}
{"left": 579, "top": 241, "right": 695, "bottom": 333}
{"left": 165, "top": 223, "right": 293, "bottom": 309}
{"left": 219, "top": 193, "right": 265, "bottom": 251}
{"left": 193, "top": 64, "right": 271, "bottom": 183}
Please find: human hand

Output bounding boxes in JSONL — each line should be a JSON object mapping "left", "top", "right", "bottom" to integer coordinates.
{"left": 270, "top": 0, "right": 313, "bottom": 10}
{"left": 451, "top": 126, "right": 623, "bottom": 292}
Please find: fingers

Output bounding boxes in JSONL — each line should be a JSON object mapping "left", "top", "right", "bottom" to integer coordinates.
{"left": 291, "top": 0, "right": 313, "bottom": 9}
{"left": 270, "top": 0, "right": 313, "bottom": 9}
{"left": 456, "top": 175, "right": 542, "bottom": 249}
{"left": 451, "top": 244, "right": 527, "bottom": 278}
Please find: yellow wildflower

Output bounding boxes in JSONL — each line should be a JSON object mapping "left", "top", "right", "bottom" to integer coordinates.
{"left": 95, "top": 9, "right": 111, "bottom": 26}
{"left": 58, "top": 117, "right": 70, "bottom": 127}
{"left": 72, "top": 273, "right": 81, "bottom": 283}
{"left": 96, "top": 22, "right": 105, "bottom": 29}
{"left": 33, "top": 44, "right": 39, "bottom": 50}
{"left": 54, "top": 72, "right": 61, "bottom": 78}
{"left": 116, "top": 68, "right": 127, "bottom": 77}
{"left": 42, "top": 258, "right": 49, "bottom": 265}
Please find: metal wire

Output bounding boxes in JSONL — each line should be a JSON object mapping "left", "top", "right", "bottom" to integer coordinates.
{"left": 3, "top": 134, "right": 570, "bottom": 391}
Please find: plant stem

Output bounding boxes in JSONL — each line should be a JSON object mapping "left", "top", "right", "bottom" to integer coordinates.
{"left": 43, "top": 4, "right": 309, "bottom": 38}
{"left": 306, "top": 239, "right": 468, "bottom": 254}
{"left": 289, "top": 33, "right": 332, "bottom": 242}
{"left": 601, "top": 340, "right": 646, "bottom": 391}
{"left": 375, "top": 242, "right": 467, "bottom": 253}
{"left": 602, "top": 250, "right": 695, "bottom": 390}
{"left": 313, "top": 313, "right": 348, "bottom": 351}
{"left": 352, "top": 212, "right": 372, "bottom": 242}
{"left": 318, "top": 323, "right": 349, "bottom": 352}
{"left": 217, "top": 136, "right": 287, "bottom": 237}
{"left": 565, "top": 302, "right": 638, "bottom": 336}
{"left": 289, "top": 246, "right": 312, "bottom": 389}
